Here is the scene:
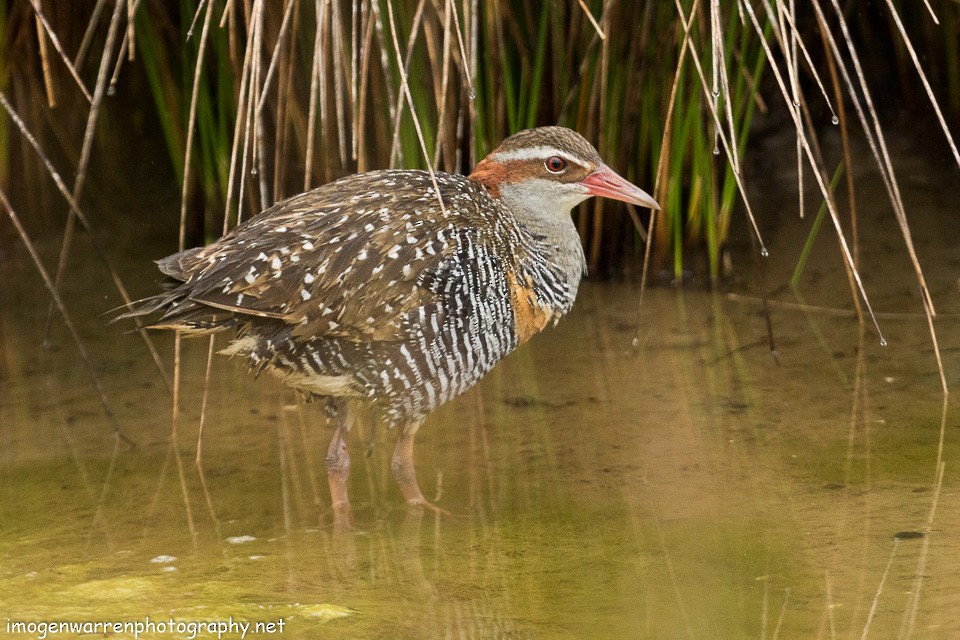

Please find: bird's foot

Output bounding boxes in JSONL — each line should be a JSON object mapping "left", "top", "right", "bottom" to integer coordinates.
{"left": 404, "top": 496, "right": 456, "bottom": 517}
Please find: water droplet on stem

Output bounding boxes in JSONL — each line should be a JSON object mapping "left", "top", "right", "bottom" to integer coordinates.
{"left": 107, "top": 84, "right": 117, "bottom": 97}
{"left": 760, "top": 247, "right": 769, "bottom": 258}
{"left": 879, "top": 338, "right": 888, "bottom": 347}
{"left": 713, "top": 146, "right": 720, "bottom": 156}
{"left": 831, "top": 115, "right": 839, "bottom": 125}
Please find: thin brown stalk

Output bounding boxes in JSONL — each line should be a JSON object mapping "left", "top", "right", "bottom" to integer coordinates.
{"left": 255, "top": 0, "right": 298, "bottom": 119}
{"left": 30, "top": 0, "right": 93, "bottom": 103}
{"left": 273, "top": 0, "right": 301, "bottom": 201}
{"left": 388, "top": 0, "right": 428, "bottom": 167}
{"left": 187, "top": 0, "right": 208, "bottom": 38}
{"left": 179, "top": 0, "right": 215, "bottom": 251}
{"left": 219, "top": 0, "right": 234, "bottom": 28}
{"left": 304, "top": 0, "right": 325, "bottom": 190}
{"left": 881, "top": 0, "right": 960, "bottom": 172}
{"left": 674, "top": 0, "right": 767, "bottom": 254}
{"left": 0, "top": 188, "right": 132, "bottom": 447}
{"left": 330, "top": 0, "right": 350, "bottom": 167}
{"left": 742, "top": 0, "right": 886, "bottom": 344}
{"left": 222, "top": 0, "right": 257, "bottom": 227}
{"left": 0, "top": 91, "right": 171, "bottom": 391}
{"left": 634, "top": 0, "right": 696, "bottom": 344}
{"left": 432, "top": 0, "right": 454, "bottom": 168}
{"left": 823, "top": 0, "right": 935, "bottom": 319}
{"left": 576, "top": 0, "right": 605, "bottom": 40}
{"left": 369, "top": 0, "right": 399, "bottom": 129}
{"left": 351, "top": 0, "right": 361, "bottom": 161}
{"left": 818, "top": 14, "right": 859, "bottom": 281}
{"left": 250, "top": 0, "right": 269, "bottom": 212}
{"left": 44, "top": 0, "right": 125, "bottom": 342}
{"left": 74, "top": 0, "right": 108, "bottom": 70}
{"left": 34, "top": 13, "right": 57, "bottom": 108}
{"left": 356, "top": 5, "right": 376, "bottom": 172}
{"left": 126, "top": 0, "right": 136, "bottom": 60}
{"left": 386, "top": 0, "right": 447, "bottom": 217}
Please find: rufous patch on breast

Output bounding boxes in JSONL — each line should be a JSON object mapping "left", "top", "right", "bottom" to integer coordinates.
{"left": 506, "top": 271, "right": 554, "bottom": 345}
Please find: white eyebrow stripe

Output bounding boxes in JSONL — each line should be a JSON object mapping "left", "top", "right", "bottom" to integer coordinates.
{"left": 490, "top": 146, "right": 589, "bottom": 167}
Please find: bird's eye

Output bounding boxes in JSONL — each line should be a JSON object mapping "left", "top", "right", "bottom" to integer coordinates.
{"left": 545, "top": 156, "right": 567, "bottom": 173}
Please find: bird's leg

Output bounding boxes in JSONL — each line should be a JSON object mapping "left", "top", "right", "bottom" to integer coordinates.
{"left": 391, "top": 419, "right": 447, "bottom": 513}
{"left": 325, "top": 400, "right": 354, "bottom": 527}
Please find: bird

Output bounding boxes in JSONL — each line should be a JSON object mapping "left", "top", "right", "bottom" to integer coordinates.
{"left": 121, "top": 126, "right": 659, "bottom": 519}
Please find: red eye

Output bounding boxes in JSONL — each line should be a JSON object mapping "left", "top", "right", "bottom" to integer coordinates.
{"left": 545, "top": 156, "right": 567, "bottom": 173}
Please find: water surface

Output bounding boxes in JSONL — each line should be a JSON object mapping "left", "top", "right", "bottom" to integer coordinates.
{"left": 1, "top": 136, "right": 958, "bottom": 639}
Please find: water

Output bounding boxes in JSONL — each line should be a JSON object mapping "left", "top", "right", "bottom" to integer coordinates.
{"left": 1, "top": 135, "right": 958, "bottom": 639}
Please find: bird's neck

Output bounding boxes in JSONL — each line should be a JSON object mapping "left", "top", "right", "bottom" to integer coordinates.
{"left": 494, "top": 188, "right": 588, "bottom": 295}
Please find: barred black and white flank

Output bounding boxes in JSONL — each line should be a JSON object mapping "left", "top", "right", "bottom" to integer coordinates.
{"left": 121, "top": 126, "right": 658, "bottom": 515}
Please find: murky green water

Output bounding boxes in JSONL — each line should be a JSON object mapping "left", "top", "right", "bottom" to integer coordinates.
{"left": 2, "top": 136, "right": 958, "bottom": 639}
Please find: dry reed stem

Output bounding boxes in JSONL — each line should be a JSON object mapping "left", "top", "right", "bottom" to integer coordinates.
{"left": 431, "top": 0, "right": 453, "bottom": 169}
{"left": 256, "top": 0, "right": 298, "bottom": 120}
{"left": 331, "top": 0, "right": 350, "bottom": 167}
{"left": 859, "top": 540, "right": 899, "bottom": 640}
{"left": 187, "top": 0, "right": 208, "bottom": 38}
{"left": 823, "top": 0, "right": 935, "bottom": 318}
{"left": 222, "top": 1, "right": 257, "bottom": 226}
{"left": 388, "top": 0, "right": 428, "bottom": 167}
{"left": 179, "top": 0, "right": 215, "bottom": 251}
{"left": 356, "top": 5, "right": 376, "bottom": 171}
{"left": 674, "top": 0, "right": 767, "bottom": 255}
{"left": 576, "top": 0, "right": 605, "bottom": 40}
{"left": 741, "top": 0, "right": 886, "bottom": 345}
{"left": 351, "top": 0, "right": 361, "bottom": 162}
{"left": 29, "top": 0, "right": 93, "bottom": 103}
{"left": 816, "top": 0, "right": 946, "bottom": 391}
{"left": 386, "top": 0, "right": 448, "bottom": 220}
{"left": 304, "top": 0, "right": 325, "bottom": 190}
{"left": 0, "top": 91, "right": 172, "bottom": 392}
{"left": 44, "top": 0, "right": 125, "bottom": 341}
{"left": 0, "top": 187, "right": 132, "bottom": 447}
{"left": 34, "top": 13, "right": 56, "bottom": 108}
{"left": 633, "top": 0, "right": 697, "bottom": 341}
{"left": 712, "top": 0, "right": 741, "bottom": 175}
{"left": 252, "top": 1, "right": 269, "bottom": 212}
{"left": 74, "top": 0, "right": 108, "bottom": 69}
{"left": 881, "top": 0, "right": 960, "bottom": 172}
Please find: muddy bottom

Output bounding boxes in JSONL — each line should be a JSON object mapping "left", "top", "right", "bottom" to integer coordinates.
{"left": 1, "top": 133, "right": 959, "bottom": 639}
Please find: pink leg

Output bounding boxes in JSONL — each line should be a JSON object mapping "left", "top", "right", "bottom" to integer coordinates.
{"left": 391, "top": 420, "right": 448, "bottom": 513}
{"left": 325, "top": 404, "right": 354, "bottom": 527}
{"left": 391, "top": 420, "right": 425, "bottom": 505}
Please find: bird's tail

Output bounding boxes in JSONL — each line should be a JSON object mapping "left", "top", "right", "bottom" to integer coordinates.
{"left": 113, "top": 291, "right": 237, "bottom": 336}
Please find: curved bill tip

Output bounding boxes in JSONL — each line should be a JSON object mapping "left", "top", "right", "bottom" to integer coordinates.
{"left": 581, "top": 164, "right": 660, "bottom": 210}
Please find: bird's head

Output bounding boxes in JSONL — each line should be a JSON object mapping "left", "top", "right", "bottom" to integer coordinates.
{"left": 468, "top": 126, "right": 660, "bottom": 220}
